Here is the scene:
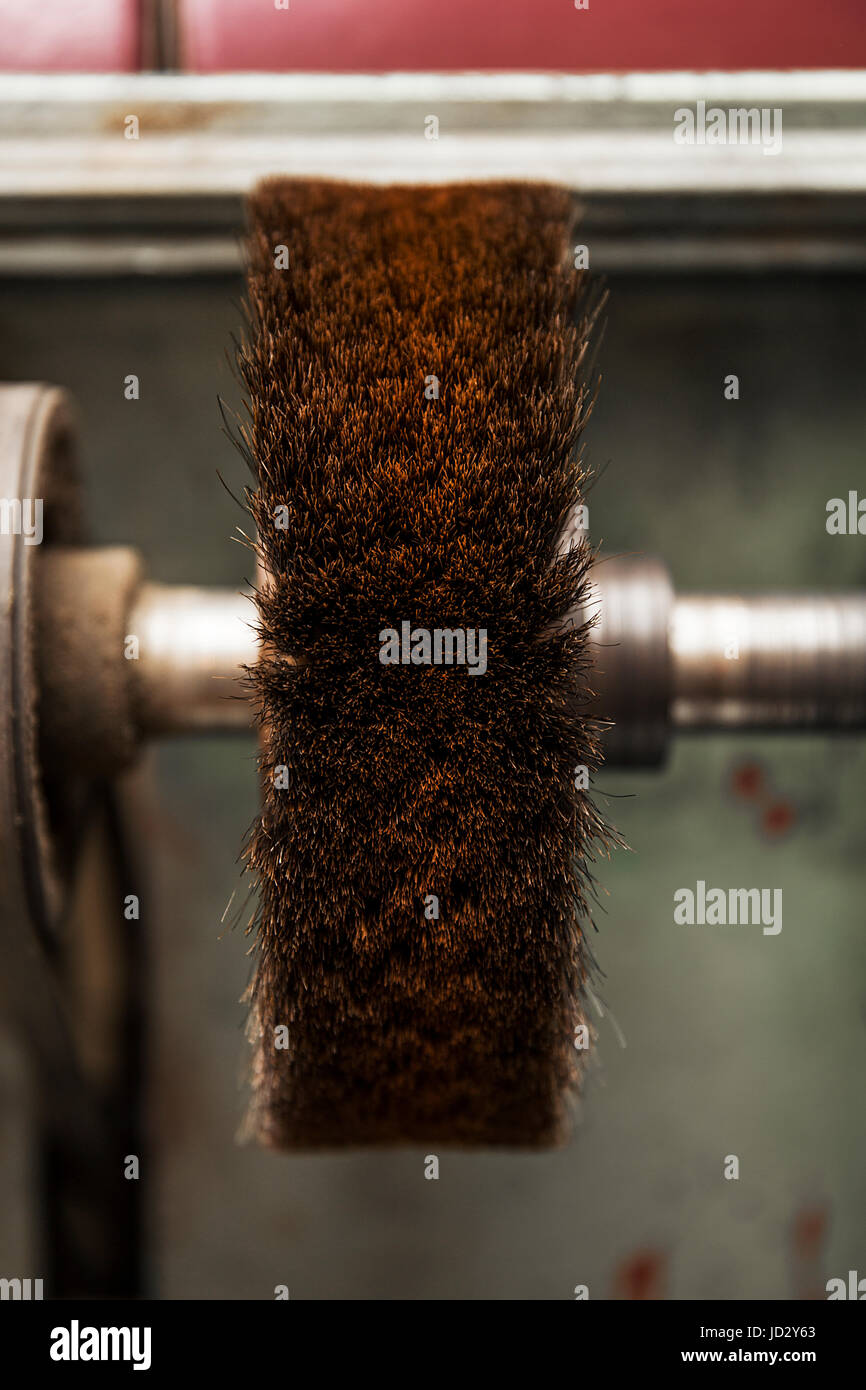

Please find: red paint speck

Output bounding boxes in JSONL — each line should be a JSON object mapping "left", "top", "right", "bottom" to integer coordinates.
{"left": 793, "top": 1205, "right": 828, "bottom": 1260}
{"left": 730, "top": 761, "right": 765, "bottom": 801}
{"left": 763, "top": 800, "right": 797, "bottom": 838}
{"left": 613, "top": 1249, "right": 667, "bottom": 1300}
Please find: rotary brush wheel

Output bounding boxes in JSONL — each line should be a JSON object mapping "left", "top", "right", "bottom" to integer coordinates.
{"left": 237, "top": 180, "right": 608, "bottom": 1149}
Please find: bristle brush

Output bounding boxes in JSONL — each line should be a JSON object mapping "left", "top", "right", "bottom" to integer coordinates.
{"left": 236, "top": 178, "right": 609, "bottom": 1148}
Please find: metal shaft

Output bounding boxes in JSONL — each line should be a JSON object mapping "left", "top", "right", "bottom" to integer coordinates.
{"left": 671, "top": 592, "right": 866, "bottom": 731}
{"left": 129, "top": 582, "right": 258, "bottom": 734}
{"left": 585, "top": 557, "right": 866, "bottom": 763}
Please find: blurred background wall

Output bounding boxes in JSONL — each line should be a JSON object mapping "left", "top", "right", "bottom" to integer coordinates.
{"left": 1, "top": 268, "right": 862, "bottom": 1298}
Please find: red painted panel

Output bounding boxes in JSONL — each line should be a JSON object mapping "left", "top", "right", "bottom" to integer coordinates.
{"left": 1, "top": 0, "right": 864, "bottom": 74}
{"left": 0, "top": 0, "right": 140, "bottom": 72}
{"left": 178, "top": 0, "right": 866, "bottom": 73}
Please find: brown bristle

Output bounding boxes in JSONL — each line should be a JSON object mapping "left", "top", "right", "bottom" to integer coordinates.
{"left": 235, "top": 178, "right": 609, "bottom": 1149}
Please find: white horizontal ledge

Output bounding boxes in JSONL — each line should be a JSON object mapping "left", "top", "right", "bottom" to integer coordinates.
{"left": 3, "top": 132, "right": 866, "bottom": 197}
{"left": 1, "top": 72, "right": 864, "bottom": 200}
{"left": 2, "top": 70, "right": 866, "bottom": 117}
